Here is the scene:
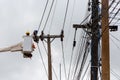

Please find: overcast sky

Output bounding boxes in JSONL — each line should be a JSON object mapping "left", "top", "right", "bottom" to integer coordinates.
{"left": 0, "top": 0, "right": 120, "bottom": 80}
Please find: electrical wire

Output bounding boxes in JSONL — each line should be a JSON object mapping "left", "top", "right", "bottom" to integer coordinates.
{"left": 77, "top": 39, "right": 90, "bottom": 80}
{"left": 67, "top": 47, "right": 74, "bottom": 80}
{"left": 109, "top": 9, "right": 120, "bottom": 24}
{"left": 71, "top": 31, "right": 85, "bottom": 80}
{"left": 61, "top": 42, "right": 67, "bottom": 80}
{"left": 67, "top": 29, "right": 77, "bottom": 80}
{"left": 111, "top": 69, "right": 120, "bottom": 80}
{"left": 72, "top": 32, "right": 87, "bottom": 80}
{"left": 62, "top": 0, "right": 70, "bottom": 30}
{"left": 38, "top": 0, "right": 49, "bottom": 32}
{"left": 73, "top": 32, "right": 87, "bottom": 79}
{"left": 110, "top": 0, "right": 120, "bottom": 14}
{"left": 109, "top": 0, "right": 115, "bottom": 9}
{"left": 48, "top": 0, "right": 58, "bottom": 34}
{"left": 80, "top": 13, "right": 91, "bottom": 25}
{"left": 37, "top": 43, "right": 48, "bottom": 76}
{"left": 64, "top": 0, "right": 76, "bottom": 50}
{"left": 43, "top": 0, "right": 55, "bottom": 31}
{"left": 81, "top": 62, "right": 90, "bottom": 80}
{"left": 110, "top": 36, "right": 120, "bottom": 49}
{"left": 71, "top": 1, "right": 98, "bottom": 79}
{"left": 69, "top": 3, "right": 92, "bottom": 79}
{"left": 41, "top": 41, "right": 59, "bottom": 80}
{"left": 113, "top": 18, "right": 120, "bottom": 25}
{"left": 110, "top": 34, "right": 120, "bottom": 42}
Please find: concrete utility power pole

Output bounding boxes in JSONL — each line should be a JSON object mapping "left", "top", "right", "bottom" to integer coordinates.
{"left": 73, "top": 0, "right": 100, "bottom": 80}
{"left": 90, "top": 0, "right": 99, "bottom": 80}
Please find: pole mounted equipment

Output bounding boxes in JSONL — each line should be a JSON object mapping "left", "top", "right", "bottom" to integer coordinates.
{"left": 32, "top": 30, "right": 64, "bottom": 80}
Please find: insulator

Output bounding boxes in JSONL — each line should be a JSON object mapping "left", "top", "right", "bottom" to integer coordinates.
{"left": 33, "top": 30, "right": 39, "bottom": 43}
{"left": 61, "top": 30, "right": 64, "bottom": 41}
{"left": 40, "top": 31, "right": 44, "bottom": 41}
{"left": 73, "top": 40, "right": 76, "bottom": 47}
{"left": 33, "top": 30, "right": 38, "bottom": 36}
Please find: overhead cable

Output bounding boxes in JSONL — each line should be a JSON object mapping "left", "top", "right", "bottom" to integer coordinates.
{"left": 109, "top": 0, "right": 115, "bottom": 9}
{"left": 110, "top": 34, "right": 120, "bottom": 42}
{"left": 61, "top": 42, "right": 67, "bottom": 80}
{"left": 77, "top": 38, "right": 90, "bottom": 80}
{"left": 110, "top": 0, "right": 120, "bottom": 14}
{"left": 38, "top": 0, "right": 49, "bottom": 32}
{"left": 109, "top": 9, "right": 120, "bottom": 24}
{"left": 71, "top": 31, "right": 85, "bottom": 80}
{"left": 81, "top": 62, "right": 90, "bottom": 80}
{"left": 42, "top": 41, "right": 59, "bottom": 80}
{"left": 110, "top": 37, "right": 120, "bottom": 49}
{"left": 67, "top": 28, "right": 77, "bottom": 80}
{"left": 111, "top": 69, "right": 120, "bottom": 80}
{"left": 49, "top": 0, "right": 58, "bottom": 34}
{"left": 62, "top": 0, "right": 70, "bottom": 30}
{"left": 43, "top": 0, "right": 55, "bottom": 31}
{"left": 72, "top": 32, "right": 87, "bottom": 80}
{"left": 37, "top": 43, "right": 48, "bottom": 76}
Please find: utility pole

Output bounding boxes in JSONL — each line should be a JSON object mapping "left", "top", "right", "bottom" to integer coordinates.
{"left": 101, "top": 0, "right": 110, "bottom": 80}
{"left": 39, "top": 31, "right": 64, "bottom": 80}
{"left": 60, "top": 64, "right": 61, "bottom": 80}
{"left": 73, "top": 0, "right": 99, "bottom": 79}
{"left": 91, "top": 0, "right": 99, "bottom": 80}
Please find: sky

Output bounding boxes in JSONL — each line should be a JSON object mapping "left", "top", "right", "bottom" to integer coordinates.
{"left": 0, "top": 0, "right": 120, "bottom": 80}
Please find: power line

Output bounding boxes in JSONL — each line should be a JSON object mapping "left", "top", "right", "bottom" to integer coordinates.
{"left": 48, "top": 0, "right": 58, "bottom": 34}
{"left": 110, "top": 34, "right": 120, "bottom": 42}
{"left": 72, "top": 32, "right": 87, "bottom": 80}
{"left": 67, "top": 47, "right": 75, "bottom": 80}
{"left": 41, "top": 41, "right": 59, "bottom": 80}
{"left": 110, "top": 0, "right": 120, "bottom": 14}
{"left": 37, "top": 43, "right": 48, "bottom": 76}
{"left": 43, "top": 0, "right": 55, "bottom": 31}
{"left": 71, "top": 31, "right": 85, "bottom": 80}
{"left": 81, "top": 62, "right": 90, "bottom": 80}
{"left": 38, "top": 0, "right": 49, "bottom": 32}
{"left": 61, "top": 42, "right": 67, "bottom": 80}
{"left": 110, "top": 36, "right": 120, "bottom": 49}
{"left": 64, "top": 0, "right": 77, "bottom": 48}
{"left": 62, "top": 0, "right": 70, "bottom": 30}
{"left": 109, "top": 9, "right": 120, "bottom": 24}
{"left": 67, "top": 29, "right": 77, "bottom": 80}
{"left": 109, "top": 0, "right": 115, "bottom": 9}
{"left": 73, "top": 32, "right": 87, "bottom": 80}
{"left": 77, "top": 38, "right": 90, "bottom": 80}
{"left": 80, "top": 13, "right": 91, "bottom": 25}
{"left": 111, "top": 69, "right": 120, "bottom": 80}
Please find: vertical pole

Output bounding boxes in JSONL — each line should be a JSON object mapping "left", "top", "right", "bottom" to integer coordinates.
{"left": 60, "top": 64, "right": 61, "bottom": 80}
{"left": 101, "top": 0, "right": 110, "bottom": 79}
{"left": 91, "top": 0, "right": 99, "bottom": 80}
{"left": 47, "top": 34, "right": 52, "bottom": 80}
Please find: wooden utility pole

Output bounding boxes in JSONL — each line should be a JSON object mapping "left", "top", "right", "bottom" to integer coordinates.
{"left": 101, "top": 0, "right": 110, "bottom": 80}
{"left": 47, "top": 35, "right": 52, "bottom": 80}
{"left": 40, "top": 32, "right": 64, "bottom": 80}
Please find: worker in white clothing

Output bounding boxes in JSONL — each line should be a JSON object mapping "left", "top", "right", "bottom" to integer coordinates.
{"left": 0, "top": 32, "right": 35, "bottom": 58}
